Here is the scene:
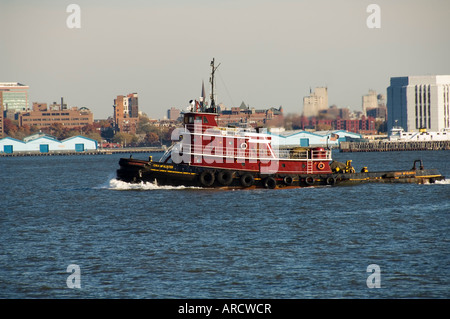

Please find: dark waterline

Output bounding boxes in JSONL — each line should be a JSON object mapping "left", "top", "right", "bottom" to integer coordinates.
{"left": 0, "top": 150, "right": 449, "bottom": 298}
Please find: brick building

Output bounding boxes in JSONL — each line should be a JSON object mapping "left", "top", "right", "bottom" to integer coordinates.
{"left": 113, "top": 93, "right": 139, "bottom": 134}
{"left": 217, "top": 103, "right": 284, "bottom": 128}
{"left": 298, "top": 115, "right": 376, "bottom": 134}
{"left": 19, "top": 106, "right": 94, "bottom": 129}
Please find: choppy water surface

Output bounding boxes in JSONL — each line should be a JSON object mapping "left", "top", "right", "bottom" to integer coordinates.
{"left": 0, "top": 150, "right": 449, "bottom": 298}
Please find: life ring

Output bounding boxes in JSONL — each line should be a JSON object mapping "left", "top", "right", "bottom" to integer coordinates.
{"left": 326, "top": 176, "right": 336, "bottom": 185}
{"left": 199, "top": 170, "right": 215, "bottom": 187}
{"left": 305, "top": 176, "right": 315, "bottom": 185}
{"left": 264, "top": 176, "right": 277, "bottom": 189}
{"left": 217, "top": 170, "right": 234, "bottom": 186}
{"left": 240, "top": 142, "right": 248, "bottom": 150}
{"left": 283, "top": 176, "right": 294, "bottom": 186}
{"left": 317, "top": 162, "right": 325, "bottom": 170}
{"left": 240, "top": 173, "right": 254, "bottom": 187}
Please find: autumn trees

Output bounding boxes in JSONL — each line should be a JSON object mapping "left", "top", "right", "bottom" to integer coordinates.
{"left": 3, "top": 115, "right": 180, "bottom": 147}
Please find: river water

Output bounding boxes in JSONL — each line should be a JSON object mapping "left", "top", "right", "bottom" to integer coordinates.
{"left": 0, "top": 150, "right": 449, "bottom": 298}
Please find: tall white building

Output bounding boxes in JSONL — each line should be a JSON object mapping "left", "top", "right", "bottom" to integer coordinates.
{"left": 387, "top": 75, "right": 450, "bottom": 132}
{"left": 302, "top": 87, "right": 328, "bottom": 117}
{"left": 362, "top": 90, "right": 378, "bottom": 115}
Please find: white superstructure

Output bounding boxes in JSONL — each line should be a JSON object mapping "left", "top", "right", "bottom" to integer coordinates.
{"left": 388, "top": 126, "right": 450, "bottom": 142}
{"left": 387, "top": 75, "right": 450, "bottom": 133}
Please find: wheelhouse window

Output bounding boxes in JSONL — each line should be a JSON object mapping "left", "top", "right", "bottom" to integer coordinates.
{"left": 184, "top": 116, "right": 195, "bottom": 124}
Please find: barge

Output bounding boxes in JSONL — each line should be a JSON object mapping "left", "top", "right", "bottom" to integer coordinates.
{"left": 116, "top": 59, "right": 445, "bottom": 189}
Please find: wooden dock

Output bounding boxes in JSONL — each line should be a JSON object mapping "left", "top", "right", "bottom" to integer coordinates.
{"left": 340, "top": 140, "right": 450, "bottom": 152}
{"left": 0, "top": 147, "right": 165, "bottom": 157}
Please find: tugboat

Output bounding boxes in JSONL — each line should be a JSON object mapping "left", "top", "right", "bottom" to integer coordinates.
{"left": 116, "top": 59, "right": 445, "bottom": 188}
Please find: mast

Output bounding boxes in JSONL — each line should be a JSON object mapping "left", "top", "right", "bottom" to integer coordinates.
{"left": 201, "top": 80, "right": 206, "bottom": 111}
{"left": 209, "top": 58, "right": 220, "bottom": 113}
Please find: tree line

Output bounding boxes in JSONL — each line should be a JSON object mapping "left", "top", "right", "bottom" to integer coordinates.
{"left": 3, "top": 115, "right": 179, "bottom": 147}
{"left": 3, "top": 113, "right": 387, "bottom": 146}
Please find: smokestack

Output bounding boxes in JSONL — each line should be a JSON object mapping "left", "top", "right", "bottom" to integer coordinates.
{"left": 61, "top": 97, "right": 64, "bottom": 110}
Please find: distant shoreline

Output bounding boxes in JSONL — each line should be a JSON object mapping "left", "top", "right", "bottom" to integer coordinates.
{"left": 0, "top": 147, "right": 165, "bottom": 157}
{"left": 340, "top": 140, "right": 450, "bottom": 152}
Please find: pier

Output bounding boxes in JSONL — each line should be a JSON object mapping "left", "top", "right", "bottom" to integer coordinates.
{"left": 0, "top": 147, "right": 165, "bottom": 157}
{"left": 340, "top": 140, "right": 450, "bottom": 152}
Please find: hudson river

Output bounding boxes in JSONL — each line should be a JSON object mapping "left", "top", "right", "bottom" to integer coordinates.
{"left": 1, "top": 150, "right": 449, "bottom": 298}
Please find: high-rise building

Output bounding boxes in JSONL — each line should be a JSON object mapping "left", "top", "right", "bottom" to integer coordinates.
{"left": 302, "top": 87, "right": 328, "bottom": 118}
{"left": 167, "top": 107, "right": 181, "bottom": 121}
{"left": 387, "top": 75, "right": 450, "bottom": 132}
{"left": 0, "top": 82, "right": 29, "bottom": 115}
{"left": 366, "top": 106, "right": 387, "bottom": 121}
{"left": 113, "top": 93, "right": 139, "bottom": 134}
{"left": 128, "top": 93, "right": 139, "bottom": 118}
{"left": 362, "top": 90, "right": 378, "bottom": 115}
{"left": 114, "top": 95, "right": 125, "bottom": 124}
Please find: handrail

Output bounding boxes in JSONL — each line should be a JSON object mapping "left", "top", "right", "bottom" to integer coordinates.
{"left": 178, "top": 144, "right": 332, "bottom": 160}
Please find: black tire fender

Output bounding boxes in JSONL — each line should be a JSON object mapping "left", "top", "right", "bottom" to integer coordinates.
{"left": 305, "top": 176, "right": 315, "bottom": 185}
{"left": 240, "top": 173, "right": 254, "bottom": 187}
{"left": 283, "top": 176, "right": 294, "bottom": 186}
{"left": 326, "top": 176, "right": 336, "bottom": 185}
{"left": 217, "top": 170, "right": 234, "bottom": 186}
{"left": 264, "top": 176, "right": 277, "bottom": 189}
{"left": 199, "top": 170, "right": 215, "bottom": 187}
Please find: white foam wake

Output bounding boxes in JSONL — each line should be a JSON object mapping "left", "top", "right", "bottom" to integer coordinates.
{"left": 435, "top": 178, "right": 450, "bottom": 185}
{"left": 105, "top": 178, "right": 202, "bottom": 190}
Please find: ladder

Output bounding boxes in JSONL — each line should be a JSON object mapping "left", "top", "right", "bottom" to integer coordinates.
{"left": 306, "top": 160, "right": 314, "bottom": 174}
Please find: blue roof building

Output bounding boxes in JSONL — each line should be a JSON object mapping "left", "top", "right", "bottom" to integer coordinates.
{"left": 269, "top": 129, "right": 362, "bottom": 148}
{"left": 0, "top": 133, "right": 98, "bottom": 154}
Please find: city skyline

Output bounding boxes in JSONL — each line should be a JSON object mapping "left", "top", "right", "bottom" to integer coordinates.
{"left": 1, "top": 0, "right": 449, "bottom": 119}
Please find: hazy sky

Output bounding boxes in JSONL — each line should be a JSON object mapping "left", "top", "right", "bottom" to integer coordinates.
{"left": 1, "top": 0, "right": 449, "bottom": 119}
